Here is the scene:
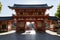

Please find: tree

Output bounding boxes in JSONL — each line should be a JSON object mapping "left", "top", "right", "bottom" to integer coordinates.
{"left": 55, "top": 3, "right": 60, "bottom": 18}
{"left": 0, "top": 2, "right": 2, "bottom": 13}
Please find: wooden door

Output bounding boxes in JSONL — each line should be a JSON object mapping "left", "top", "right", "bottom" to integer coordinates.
{"left": 36, "top": 20, "right": 45, "bottom": 32}
{"left": 16, "top": 21, "right": 25, "bottom": 33}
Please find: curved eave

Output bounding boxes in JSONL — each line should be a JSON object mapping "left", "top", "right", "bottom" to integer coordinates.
{"left": 0, "top": 16, "right": 13, "bottom": 21}
{"left": 8, "top": 6, "right": 53, "bottom": 9}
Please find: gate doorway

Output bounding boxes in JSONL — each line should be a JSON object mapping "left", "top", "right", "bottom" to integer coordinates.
{"left": 26, "top": 22, "right": 35, "bottom": 30}
{"left": 25, "top": 21, "right": 36, "bottom": 34}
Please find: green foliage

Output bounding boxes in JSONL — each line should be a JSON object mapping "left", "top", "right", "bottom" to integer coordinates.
{"left": 55, "top": 3, "right": 60, "bottom": 18}
{"left": 0, "top": 2, "right": 2, "bottom": 13}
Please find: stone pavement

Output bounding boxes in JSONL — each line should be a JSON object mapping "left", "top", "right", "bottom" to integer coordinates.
{"left": 0, "top": 30, "right": 60, "bottom": 40}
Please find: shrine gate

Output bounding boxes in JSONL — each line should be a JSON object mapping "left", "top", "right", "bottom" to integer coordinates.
{"left": 8, "top": 4, "right": 53, "bottom": 32}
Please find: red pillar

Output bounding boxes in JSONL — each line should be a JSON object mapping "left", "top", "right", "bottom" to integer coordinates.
{"left": 6, "top": 21, "right": 8, "bottom": 31}
{"left": 35, "top": 18, "right": 38, "bottom": 32}
{"left": 24, "top": 18, "right": 26, "bottom": 32}
{"left": 41, "top": 20, "right": 46, "bottom": 32}
{"left": 0, "top": 23, "right": 1, "bottom": 32}
{"left": 16, "top": 19, "right": 18, "bottom": 32}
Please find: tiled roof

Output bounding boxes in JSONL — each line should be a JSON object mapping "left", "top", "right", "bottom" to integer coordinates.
{"left": 8, "top": 4, "right": 53, "bottom": 9}
{"left": 0, "top": 16, "right": 13, "bottom": 21}
{"left": 49, "top": 16, "right": 60, "bottom": 20}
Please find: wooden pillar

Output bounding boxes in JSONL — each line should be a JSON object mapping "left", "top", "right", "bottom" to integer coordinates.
{"left": 41, "top": 20, "right": 45, "bottom": 32}
{"left": 7, "top": 21, "right": 12, "bottom": 31}
{"left": 16, "top": 18, "right": 18, "bottom": 32}
{"left": 35, "top": 20, "right": 37, "bottom": 31}
{"left": 0, "top": 22, "right": 1, "bottom": 31}
{"left": 24, "top": 18, "right": 26, "bottom": 32}
{"left": 6, "top": 21, "right": 8, "bottom": 31}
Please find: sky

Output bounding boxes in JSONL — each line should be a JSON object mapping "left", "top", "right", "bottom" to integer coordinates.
{"left": 0, "top": 0, "right": 60, "bottom": 17}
